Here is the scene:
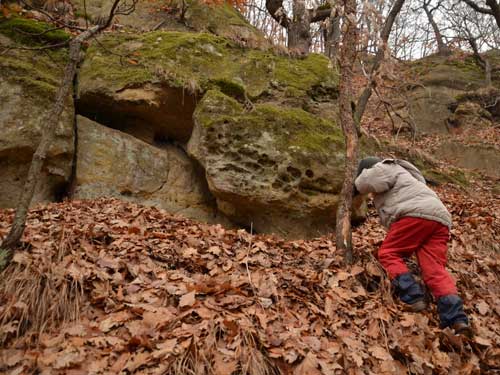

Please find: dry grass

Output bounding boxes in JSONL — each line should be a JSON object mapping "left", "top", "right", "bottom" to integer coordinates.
{"left": 164, "top": 324, "right": 279, "bottom": 375}
{"left": 0, "top": 230, "right": 83, "bottom": 345}
{"left": 237, "top": 331, "right": 279, "bottom": 375}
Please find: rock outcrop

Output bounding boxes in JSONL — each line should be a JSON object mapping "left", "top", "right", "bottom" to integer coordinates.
{"left": 0, "top": 20, "right": 74, "bottom": 208}
{"left": 77, "top": 30, "right": 339, "bottom": 146}
{"left": 75, "top": 29, "right": 357, "bottom": 237}
{"left": 74, "top": 116, "right": 229, "bottom": 224}
{"left": 434, "top": 142, "right": 500, "bottom": 178}
{"left": 188, "top": 90, "right": 366, "bottom": 238}
{"left": 71, "top": 0, "right": 269, "bottom": 47}
{"left": 396, "top": 51, "right": 500, "bottom": 135}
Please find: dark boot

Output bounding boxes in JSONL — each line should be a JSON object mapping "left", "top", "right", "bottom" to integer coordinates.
{"left": 437, "top": 295, "right": 471, "bottom": 336}
{"left": 392, "top": 272, "right": 427, "bottom": 312}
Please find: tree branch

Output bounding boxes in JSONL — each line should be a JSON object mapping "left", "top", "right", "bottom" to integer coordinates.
{"left": 354, "top": 0, "right": 406, "bottom": 126}
{"left": 265, "top": 0, "right": 290, "bottom": 28}
{"left": 462, "top": 0, "right": 493, "bottom": 15}
{"left": 310, "top": 7, "right": 333, "bottom": 22}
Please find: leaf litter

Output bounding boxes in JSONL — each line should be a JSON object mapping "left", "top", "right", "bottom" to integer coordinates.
{"left": 0, "top": 181, "right": 498, "bottom": 374}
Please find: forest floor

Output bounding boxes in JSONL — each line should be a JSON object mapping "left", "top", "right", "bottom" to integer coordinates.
{"left": 0, "top": 179, "right": 498, "bottom": 374}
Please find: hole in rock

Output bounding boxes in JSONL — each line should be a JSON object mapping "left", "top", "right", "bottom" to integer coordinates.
{"left": 286, "top": 166, "right": 302, "bottom": 179}
{"left": 305, "top": 169, "right": 314, "bottom": 178}
{"left": 76, "top": 84, "right": 197, "bottom": 145}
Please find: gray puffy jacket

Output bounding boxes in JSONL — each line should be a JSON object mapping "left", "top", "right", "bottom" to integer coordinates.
{"left": 354, "top": 159, "right": 452, "bottom": 229}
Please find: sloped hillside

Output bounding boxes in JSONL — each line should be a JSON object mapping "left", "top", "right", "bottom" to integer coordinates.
{"left": 0, "top": 184, "right": 498, "bottom": 374}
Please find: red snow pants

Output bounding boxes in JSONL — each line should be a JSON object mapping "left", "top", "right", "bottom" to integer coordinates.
{"left": 378, "top": 217, "right": 457, "bottom": 298}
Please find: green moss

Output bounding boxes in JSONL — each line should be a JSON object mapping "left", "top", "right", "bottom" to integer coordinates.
{"left": 316, "top": 3, "right": 331, "bottom": 10}
{"left": 210, "top": 78, "right": 246, "bottom": 100}
{"left": 187, "top": 0, "right": 252, "bottom": 29}
{"left": 0, "top": 16, "right": 69, "bottom": 97}
{"left": 81, "top": 30, "right": 339, "bottom": 100}
{"left": 0, "top": 46, "right": 67, "bottom": 97}
{"left": 274, "top": 53, "right": 338, "bottom": 92}
{"left": 284, "top": 86, "right": 304, "bottom": 98}
{"left": 0, "top": 16, "right": 71, "bottom": 45}
{"left": 197, "top": 90, "right": 343, "bottom": 154}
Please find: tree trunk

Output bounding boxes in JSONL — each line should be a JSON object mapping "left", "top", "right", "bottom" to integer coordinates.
{"left": 468, "top": 35, "right": 492, "bottom": 87}
{"left": 324, "top": 13, "right": 341, "bottom": 59}
{"left": 265, "top": 0, "right": 290, "bottom": 28}
{"left": 288, "top": 0, "right": 311, "bottom": 54}
{"left": 335, "top": 0, "right": 359, "bottom": 265}
{"left": 0, "top": 24, "right": 106, "bottom": 269}
{"left": 355, "top": 0, "right": 405, "bottom": 125}
{"left": 423, "top": 3, "right": 450, "bottom": 56}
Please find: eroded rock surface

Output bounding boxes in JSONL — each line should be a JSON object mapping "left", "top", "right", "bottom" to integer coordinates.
{"left": 188, "top": 90, "right": 366, "bottom": 238}
{"left": 0, "top": 28, "right": 74, "bottom": 208}
{"left": 74, "top": 116, "right": 229, "bottom": 224}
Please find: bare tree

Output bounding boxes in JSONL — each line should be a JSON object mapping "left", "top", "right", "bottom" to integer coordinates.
{"left": 422, "top": 0, "right": 451, "bottom": 55}
{"left": 322, "top": 8, "right": 341, "bottom": 58}
{"left": 355, "top": 0, "right": 406, "bottom": 126}
{"left": 462, "top": 0, "right": 500, "bottom": 29}
{"left": 0, "top": 0, "right": 137, "bottom": 270}
{"left": 265, "top": 0, "right": 331, "bottom": 53}
{"left": 335, "top": 0, "right": 359, "bottom": 264}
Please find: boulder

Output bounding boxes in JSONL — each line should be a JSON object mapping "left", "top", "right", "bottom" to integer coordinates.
{"left": 188, "top": 90, "right": 366, "bottom": 238}
{"left": 434, "top": 142, "right": 500, "bottom": 178}
{"left": 447, "top": 101, "right": 493, "bottom": 131}
{"left": 396, "top": 52, "right": 500, "bottom": 135}
{"left": 0, "top": 19, "right": 74, "bottom": 208}
{"left": 73, "top": 116, "right": 229, "bottom": 224}
{"left": 450, "top": 87, "right": 500, "bottom": 121}
{"left": 406, "top": 86, "right": 462, "bottom": 134}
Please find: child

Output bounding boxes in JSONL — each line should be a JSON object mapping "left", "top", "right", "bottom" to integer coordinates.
{"left": 355, "top": 157, "right": 471, "bottom": 336}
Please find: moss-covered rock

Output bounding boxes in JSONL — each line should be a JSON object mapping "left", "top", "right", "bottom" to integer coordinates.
{"left": 0, "top": 28, "right": 74, "bottom": 208}
{"left": 77, "top": 30, "right": 338, "bottom": 143}
{"left": 187, "top": 90, "right": 365, "bottom": 239}
{"left": 452, "top": 87, "right": 500, "bottom": 120}
{"left": 71, "top": 0, "right": 268, "bottom": 46}
{"left": 0, "top": 16, "right": 71, "bottom": 46}
{"left": 396, "top": 51, "right": 500, "bottom": 135}
{"left": 80, "top": 30, "right": 337, "bottom": 97}
{"left": 408, "top": 53, "right": 494, "bottom": 91}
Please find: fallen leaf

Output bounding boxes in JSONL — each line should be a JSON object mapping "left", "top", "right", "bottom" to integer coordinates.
{"left": 179, "top": 291, "right": 196, "bottom": 308}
